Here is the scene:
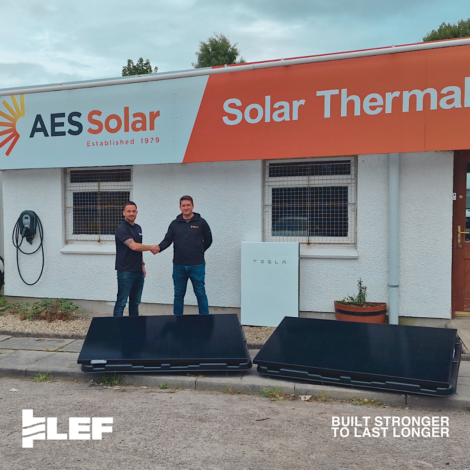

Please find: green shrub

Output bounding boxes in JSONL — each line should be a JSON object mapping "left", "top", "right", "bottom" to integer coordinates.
{"left": 1, "top": 296, "right": 80, "bottom": 322}
{"left": 101, "top": 374, "right": 126, "bottom": 386}
{"left": 336, "top": 279, "right": 368, "bottom": 306}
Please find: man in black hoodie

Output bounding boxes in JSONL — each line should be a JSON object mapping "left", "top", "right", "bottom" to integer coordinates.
{"left": 157, "top": 195, "right": 212, "bottom": 315}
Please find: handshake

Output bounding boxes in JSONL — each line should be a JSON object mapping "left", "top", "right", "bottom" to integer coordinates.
{"left": 150, "top": 245, "right": 160, "bottom": 255}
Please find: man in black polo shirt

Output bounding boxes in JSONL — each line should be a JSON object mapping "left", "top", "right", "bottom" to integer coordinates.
{"left": 157, "top": 195, "right": 212, "bottom": 315}
{"left": 114, "top": 201, "right": 158, "bottom": 317}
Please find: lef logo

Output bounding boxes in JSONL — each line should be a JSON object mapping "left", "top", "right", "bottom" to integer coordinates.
{"left": 22, "top": 409, "right": 113, "bottom": 448}
{"left": 0, "top": 94, "right": 25, "bottom": 156}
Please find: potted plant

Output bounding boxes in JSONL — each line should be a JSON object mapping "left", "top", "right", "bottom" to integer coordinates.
{"left": 334, "top": 279, "right": 387, "bottom": 324}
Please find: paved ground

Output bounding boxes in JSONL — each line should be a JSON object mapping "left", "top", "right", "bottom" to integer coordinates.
{"left": 2, "top": 376, "right": 469, "bottom": 470}
{"left": 0, "top": 334, "right": 469, "bottom": 411}
{"left": 1, "top": 324, "right": 469, "bottom": 469}
{"left": 451, "top": 317, "right": 470, "bottom": 353}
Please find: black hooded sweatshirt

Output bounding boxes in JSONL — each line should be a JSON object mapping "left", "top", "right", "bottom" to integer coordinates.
{"left": 158, "top": 213, "right": 212, "bottom": 266}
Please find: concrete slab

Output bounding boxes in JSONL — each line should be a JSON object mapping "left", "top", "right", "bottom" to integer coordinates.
{"left": 406, "top": 393, "right": 470, "bottom": 410}
{"left": 0, "top": 330, "right": 85, "bottom": 340}
{"left": 25, "top": 352, "right": 85, "bottom": 379}
{"left": 405, "top": 376, "right": 470, "bottom": 410}
{"left": 196, "top": 373, "right": 245, "bottom": 392}
{"left": 457, "top": 376, "right": 470, "bottom": 387}
{"left": 59, "top": 340, "right": 84, "bottom": 353}
{"left": 27, "top": 351, "right": 79, "bottom": 371}
{"left": 0, "top": 335, "right": 12, "bottom": 342}
{"left": 122, "top": 374, "right": 197, "bottom": 389}
{"left": 0, "top": 337, "right": 74, "bottom": 351}
{"left": 457, "top": 361, "right": 470, "bottom": 377}
{"left": 249, "top": 349, "right": 260, "bottom": 360}
{"left": 43, "top": 369, "right": 89, "bottom": 379}
{"left": 292, "top": 382, "right": 407, "bottom": 406}
{"left": 0, "top": 350, "right": 53, "bottom": 377}
{"left": 238, "top": 369, "right": 295, "bottom": 395}
{"left": 0, "top": 338, "right": 467, "bottom": 411}
{"left": 0, "top": 348, "right": 16, "bottom": 358}
{"left": 452, "top": 318, "right": 470, "bottom": 352}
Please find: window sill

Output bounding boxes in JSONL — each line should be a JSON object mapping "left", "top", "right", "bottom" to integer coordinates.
{"left": 300, "top": 244, "right": 358, "bottom": 259}
{"left": 60, "top": 243, "right": 116, "bottom": 255}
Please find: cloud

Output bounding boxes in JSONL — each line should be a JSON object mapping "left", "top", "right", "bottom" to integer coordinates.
{"left": 0, "top": 62, "right": 81, "bottom": 89}
{"left": 0, "top": 0, "right": 469, "bottom": 88}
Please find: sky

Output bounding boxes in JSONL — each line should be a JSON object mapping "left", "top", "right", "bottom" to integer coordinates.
{"left": 1, "top": 0, "right": 469, "bottom": 89}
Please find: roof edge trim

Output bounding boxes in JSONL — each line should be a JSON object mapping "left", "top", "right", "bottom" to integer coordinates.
{"left": 2, "top": 38, "right": 470, "bottom": 97}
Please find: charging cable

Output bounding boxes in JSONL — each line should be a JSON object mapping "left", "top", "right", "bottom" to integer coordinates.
{"left": 12, "top": 211, "right": 45, "bottom": 286}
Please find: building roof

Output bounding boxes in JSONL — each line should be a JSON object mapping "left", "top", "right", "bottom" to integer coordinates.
{"left": 1, "top": 38, "right": 470, "bottom": 97}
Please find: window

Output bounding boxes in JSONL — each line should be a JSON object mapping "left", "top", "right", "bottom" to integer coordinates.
{"left": 65, "top": 167, "right": 132, "bottom": 242}
{"left": 264, "top": 157, "right": 356, "bottom": 244}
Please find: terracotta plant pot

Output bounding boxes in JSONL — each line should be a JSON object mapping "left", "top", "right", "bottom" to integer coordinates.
{"left": 334, "top": 301, "right": 387, "bottom": 324}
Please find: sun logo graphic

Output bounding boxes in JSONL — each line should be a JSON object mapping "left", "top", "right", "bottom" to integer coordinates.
{"left": 0, "top": 94, "right": 25, "bottom": 156}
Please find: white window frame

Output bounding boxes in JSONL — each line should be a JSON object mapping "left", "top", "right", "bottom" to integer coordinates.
{"left": 264, "top": 157, "right": 357, "bottom": 244}
{"left": 64, "top": 166, "right": 133, "bottom": 243}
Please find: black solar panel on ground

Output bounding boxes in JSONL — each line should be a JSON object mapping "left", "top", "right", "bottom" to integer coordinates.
{"left": 78, "top": 314, "right": 252, "bottom": 373}
{"left": 254, "top": 317, "right": 462, "bottom": 397}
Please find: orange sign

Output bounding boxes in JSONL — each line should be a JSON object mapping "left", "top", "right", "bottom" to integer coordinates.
{"left": 184, "top": 45, "right": 470, "bottom": 163}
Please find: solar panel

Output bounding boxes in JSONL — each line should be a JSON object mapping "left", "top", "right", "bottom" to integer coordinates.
{"left": 78, "top": 314, "right": 252, "bottom": 373}
{"left": 254, "top": 317, "right": 462, "bottom": 397}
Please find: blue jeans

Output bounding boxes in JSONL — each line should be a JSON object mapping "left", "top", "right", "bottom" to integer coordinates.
{"left": 113, "top": 271, "right": 145, "bottom": 317}
{"left": 172, "top": 263, "right": 209, "bottom": 315}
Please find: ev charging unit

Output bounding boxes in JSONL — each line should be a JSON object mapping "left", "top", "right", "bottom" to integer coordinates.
{"left": 12, "top": 211, "right": 44, "bottom": 285}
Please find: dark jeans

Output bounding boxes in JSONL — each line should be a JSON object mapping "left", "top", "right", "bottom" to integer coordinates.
{"left": 113, "top": 271, "right": 145, "bottom": 317}
{"left": 172, "top": 263, "right": 209, "bottom": 315}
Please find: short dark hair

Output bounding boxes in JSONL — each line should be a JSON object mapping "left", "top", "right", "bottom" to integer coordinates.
{"left": 180, "top": 195, "right": 193, "bottom": 205}
{"left": 123, "top": 201, "right": 137, "bottom": 210}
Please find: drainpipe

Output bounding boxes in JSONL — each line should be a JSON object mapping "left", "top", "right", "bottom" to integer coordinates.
{"left": 389, "top": 153, "right": 400, "bottom": 325}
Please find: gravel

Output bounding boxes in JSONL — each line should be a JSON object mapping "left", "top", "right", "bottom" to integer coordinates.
{"left": 0, "top": 313, "right": 91, "bottom": 336}
{"left": 242, "top": 325, "right": 275, "bottom": 345}
{"left": 0, "top": 313, "right": 275, "bottom": 345}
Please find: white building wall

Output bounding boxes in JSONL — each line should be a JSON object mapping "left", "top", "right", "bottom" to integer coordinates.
{"left": 299, "top": 153, "right": 390, "bottom": 312}
{"left": 134, "top": 161, "right": 263, "bottom": 308}
{"left": 3, "top": 161, "right": 263, "bottom": 308}
{"left": 398, "top": 151, "right": 453, "bottom": 318}
{"left": 299, "top": 152, "right": 453, "bottom": 318}
{"left": 2, "top": 152, "right": 453, "bottom": 319}
{"left": 2, "top": 168, "right": 104, "bottom": 300}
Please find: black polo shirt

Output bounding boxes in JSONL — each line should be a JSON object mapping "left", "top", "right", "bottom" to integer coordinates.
{"left": 115, "top": 220, "right": 143, "bottom": 272}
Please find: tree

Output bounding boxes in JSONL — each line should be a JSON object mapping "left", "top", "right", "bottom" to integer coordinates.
{"left": 423, "top": 18, "right": 470, "bottom": 42}
{"left": 122, "top": 58, "right": 157, "bottom": 76}
{"left": 193, "top": 33, "right": 245, "bottom": 68}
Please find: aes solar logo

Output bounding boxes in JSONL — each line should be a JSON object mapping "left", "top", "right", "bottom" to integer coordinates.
{"left": 0, "top": 94, "right": 25, "bottom": 156}
{"left": 22, "top": 409, "right": 113, "bottom": 448}
{"left": 0, "top": 93, "right": 162, "bottom": 158}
